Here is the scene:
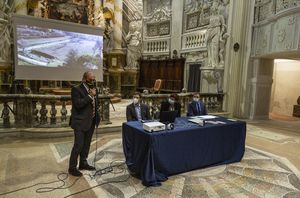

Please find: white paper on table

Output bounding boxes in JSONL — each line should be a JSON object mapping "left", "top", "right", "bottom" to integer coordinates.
{"left": 197, "top": 115, "right": 218, "bottom": 119}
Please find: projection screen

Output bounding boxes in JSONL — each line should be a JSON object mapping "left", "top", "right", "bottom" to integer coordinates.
{"left": 12, "top": 14, "right": 104, "bottom": 81}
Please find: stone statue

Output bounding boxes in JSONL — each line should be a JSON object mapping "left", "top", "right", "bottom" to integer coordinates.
{"left": 0, "top": 1, "right": 12, "bottom": 63}
{"left": 93, "top": 8, "right": 105, "bottom": 29}
{"left": 125, "top": 21, "right": 142, "bottom": 69}
{"left": 206, "top": 1, "right": 226, "bottom": 67}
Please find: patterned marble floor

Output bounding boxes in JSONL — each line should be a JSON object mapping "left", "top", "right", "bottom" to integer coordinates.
{"left": 1, "top": 99, "right": 300, "bottom": 197}
{"left": 1, "top": 127, "right": 300, "bottom": 198}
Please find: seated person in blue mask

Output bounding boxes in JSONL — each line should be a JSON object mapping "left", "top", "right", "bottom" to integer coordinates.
{"left": 126, "top": 92, "right": 151, "bottom": 121}
{"left": 160, "top": 93, "right": 181, "bottom": 117}
{"left": 187, "top": 93, "right": 207, "bottom": 116}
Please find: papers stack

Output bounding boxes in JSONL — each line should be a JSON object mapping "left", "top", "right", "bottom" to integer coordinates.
{"left": 188, "top": 118, "right": 205, "bottom": 126}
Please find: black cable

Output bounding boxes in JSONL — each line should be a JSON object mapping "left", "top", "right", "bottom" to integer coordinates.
{"left": 0, "top": 172, "right": 82, "bottom": 196}
{"left": 64, "top": 165, "right": 130, "bottom": 198}
{"left": 0, "top": 161, "right": 127, "bottom": 197}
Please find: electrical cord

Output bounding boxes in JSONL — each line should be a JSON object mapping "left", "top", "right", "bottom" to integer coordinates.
{"left": 0, "top": 172, "right": 81, "bottom": 196}
{"left": 64, "top": 167, "right": 130, "bottom": 198}
{"left": 0, "top": 161, "right": 128, "bottom": 197}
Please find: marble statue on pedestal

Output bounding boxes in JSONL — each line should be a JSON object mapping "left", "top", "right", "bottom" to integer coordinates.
{"left": 206, "top": 1, "right": 226, "bottom": 67}
{"left": 125, "top": 21, "right": 142, "bottom": 69}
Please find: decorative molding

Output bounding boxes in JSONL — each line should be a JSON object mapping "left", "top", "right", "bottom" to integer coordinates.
{"left": 143, "top": 6, "right": 171, "bottom": 23}
{"left": 277, "top": 29, "right": 286, "bottom": 43}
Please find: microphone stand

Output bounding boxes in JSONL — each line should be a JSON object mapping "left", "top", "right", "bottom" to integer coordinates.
{"left": 93, "top": 84, "right": 100, "bottom": 169}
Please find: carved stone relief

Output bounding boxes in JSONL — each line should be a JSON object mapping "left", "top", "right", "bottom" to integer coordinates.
{"left": 143, "top": 5, "right": 171, "bottom": 37}
{"left": 255, "top": 0, "right": 300, "bottom": 23}
{"left": 184, "top": 0, "right": 230, "bottom": 30}
{"left": 255, "top": 25, "right": 271, "bottom": 55}
{"left": 273, "top": 15, "right": 296, "bottom": 51}
{"left": 276, "top": 0, "right": 300, "bottom": 13}
{"left": 145, "top": 0, "right": 171, "bottom": 15}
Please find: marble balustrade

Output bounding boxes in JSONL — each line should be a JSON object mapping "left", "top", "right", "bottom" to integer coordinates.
{"left": 0, "top": 94, "right": 111, "bottom": 128}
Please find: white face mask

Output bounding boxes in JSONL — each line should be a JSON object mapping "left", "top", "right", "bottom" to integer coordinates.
{"left": 133, "top": 98, "right": 139, "bottom": 104}
{"left": 168, "top": 98, "right": 175, "bottom": 105}
{"left": 193, "top": 98, "right": 199, "bottom": 102}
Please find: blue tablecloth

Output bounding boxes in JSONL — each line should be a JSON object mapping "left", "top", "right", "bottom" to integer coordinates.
{"left": 122, "top": 117, "right": 246, "bottom": 186}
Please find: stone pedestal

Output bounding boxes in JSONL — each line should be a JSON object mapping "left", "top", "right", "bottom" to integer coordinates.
{"left": 121, "top": 69, "right": 138, "bottom": 98}
{"left": 107, "top": 49, "right": 125, "bottom": 94}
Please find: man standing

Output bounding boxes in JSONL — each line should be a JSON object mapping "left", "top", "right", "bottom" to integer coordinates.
{"left": 68, "top": 71, "right": 100, "bottom": 176}
{"left": 187, "top": 93, "right": 207, "bottom": 116}
{"left": 126, "top": 92, "right": 151, "bottom": 121}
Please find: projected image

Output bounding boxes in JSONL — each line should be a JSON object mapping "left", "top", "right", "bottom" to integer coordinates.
{"left": 16, "top": 25, "right": 103, "bottom": 69}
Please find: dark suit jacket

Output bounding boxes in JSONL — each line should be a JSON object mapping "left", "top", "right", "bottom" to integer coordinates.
{"left": 187, "top": 101, "right": 207, "bottom": 116}
{"left": 70, "top": 83, "right": 100, "bottom": 131}
{"left": 126, "top": 103, "right": 151, "bottom": 121}
{"left": 160, "top": 101, "right": 181, "bottom": 117}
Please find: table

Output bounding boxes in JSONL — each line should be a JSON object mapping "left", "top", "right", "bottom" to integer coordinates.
{"left": 122, "top": 117, "right": 246, "bottom": 186}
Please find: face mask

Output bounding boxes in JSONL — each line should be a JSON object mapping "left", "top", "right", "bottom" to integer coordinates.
{"left": 168, "top": 98, "right": 175, "bottom": 104}
{"left": 193, "top": 98, "right": 199, "bottom": 102}
{"left": 86, "top": 80, "right": 96, "bottom": 88}
{"left": 133, "top": 98, "right": 139, "bottom": 104}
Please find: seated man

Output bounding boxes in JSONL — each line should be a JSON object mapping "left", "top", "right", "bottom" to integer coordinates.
{"left": 126, "top": 92, "right": 151, "bottom": 121}
{"left": 160, "top": 93, "right": 181, "bottom": 117}
{"left": 187, "top": 93, "right": 207, "bottom": 116}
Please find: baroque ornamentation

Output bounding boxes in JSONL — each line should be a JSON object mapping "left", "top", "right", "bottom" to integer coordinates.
{"left": 288, "top": 16, "right": 296, "bottom": 25}
{"left": 143, "top": 7, "right": 171, "bottom": 23}
{"left": 277, "top": 29, "right": 286, "bottom": 42}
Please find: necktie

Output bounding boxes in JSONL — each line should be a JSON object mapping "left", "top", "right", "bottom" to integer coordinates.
{"left": 92, "top": 97, "right": 95, "bottom": 117}
{"left": 135, "top": 105, "right": 142, "bottom": 120}
{"left": 197, "top": 102, "right": 201, "bottom": 115}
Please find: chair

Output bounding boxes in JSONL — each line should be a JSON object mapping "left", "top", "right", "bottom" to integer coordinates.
{"left": 152, "top": 79, "right": 162, "bottom": 93}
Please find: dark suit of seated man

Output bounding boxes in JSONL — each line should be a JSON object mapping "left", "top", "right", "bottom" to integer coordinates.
{"left": 69, "top": 71, "right": 100, "bottom": 177}
{"left": 126, "top": 92, "right": 151, "bottom": 121}
{"left": 160, "top": 93, "right": 181, "bottom": 117}
{"left": 187, "top": 93, "right": 207, "bottom": 116}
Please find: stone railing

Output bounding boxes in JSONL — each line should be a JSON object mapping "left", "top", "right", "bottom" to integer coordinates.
{"left": 142, "top": 93, "right": 224, "bottom": 119}
{"left": 0, "top": 94, "right": 111, "bottom": 128}
{"left": 181, "top": 29, "right": 207, "bottom": 51}
{"left": 143, "top": 37, "right": 170, "bottom": 55}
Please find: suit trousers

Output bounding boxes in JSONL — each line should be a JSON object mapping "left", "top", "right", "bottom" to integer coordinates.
{"left": 69, "top": 120, "right": 95, "bottom": 169}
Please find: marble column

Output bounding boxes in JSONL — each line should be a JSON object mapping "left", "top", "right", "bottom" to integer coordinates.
{"left": 170, "top": 0, "right": 183, "bottom": 56}
{"left": 249, "top": 58, "right": 274, "bottom": 119}
{"left": 113, "top": 0, "right": 123, "bottom": 50}
{"left": 223, "top": 0, "right": 256, "bottom": 118}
